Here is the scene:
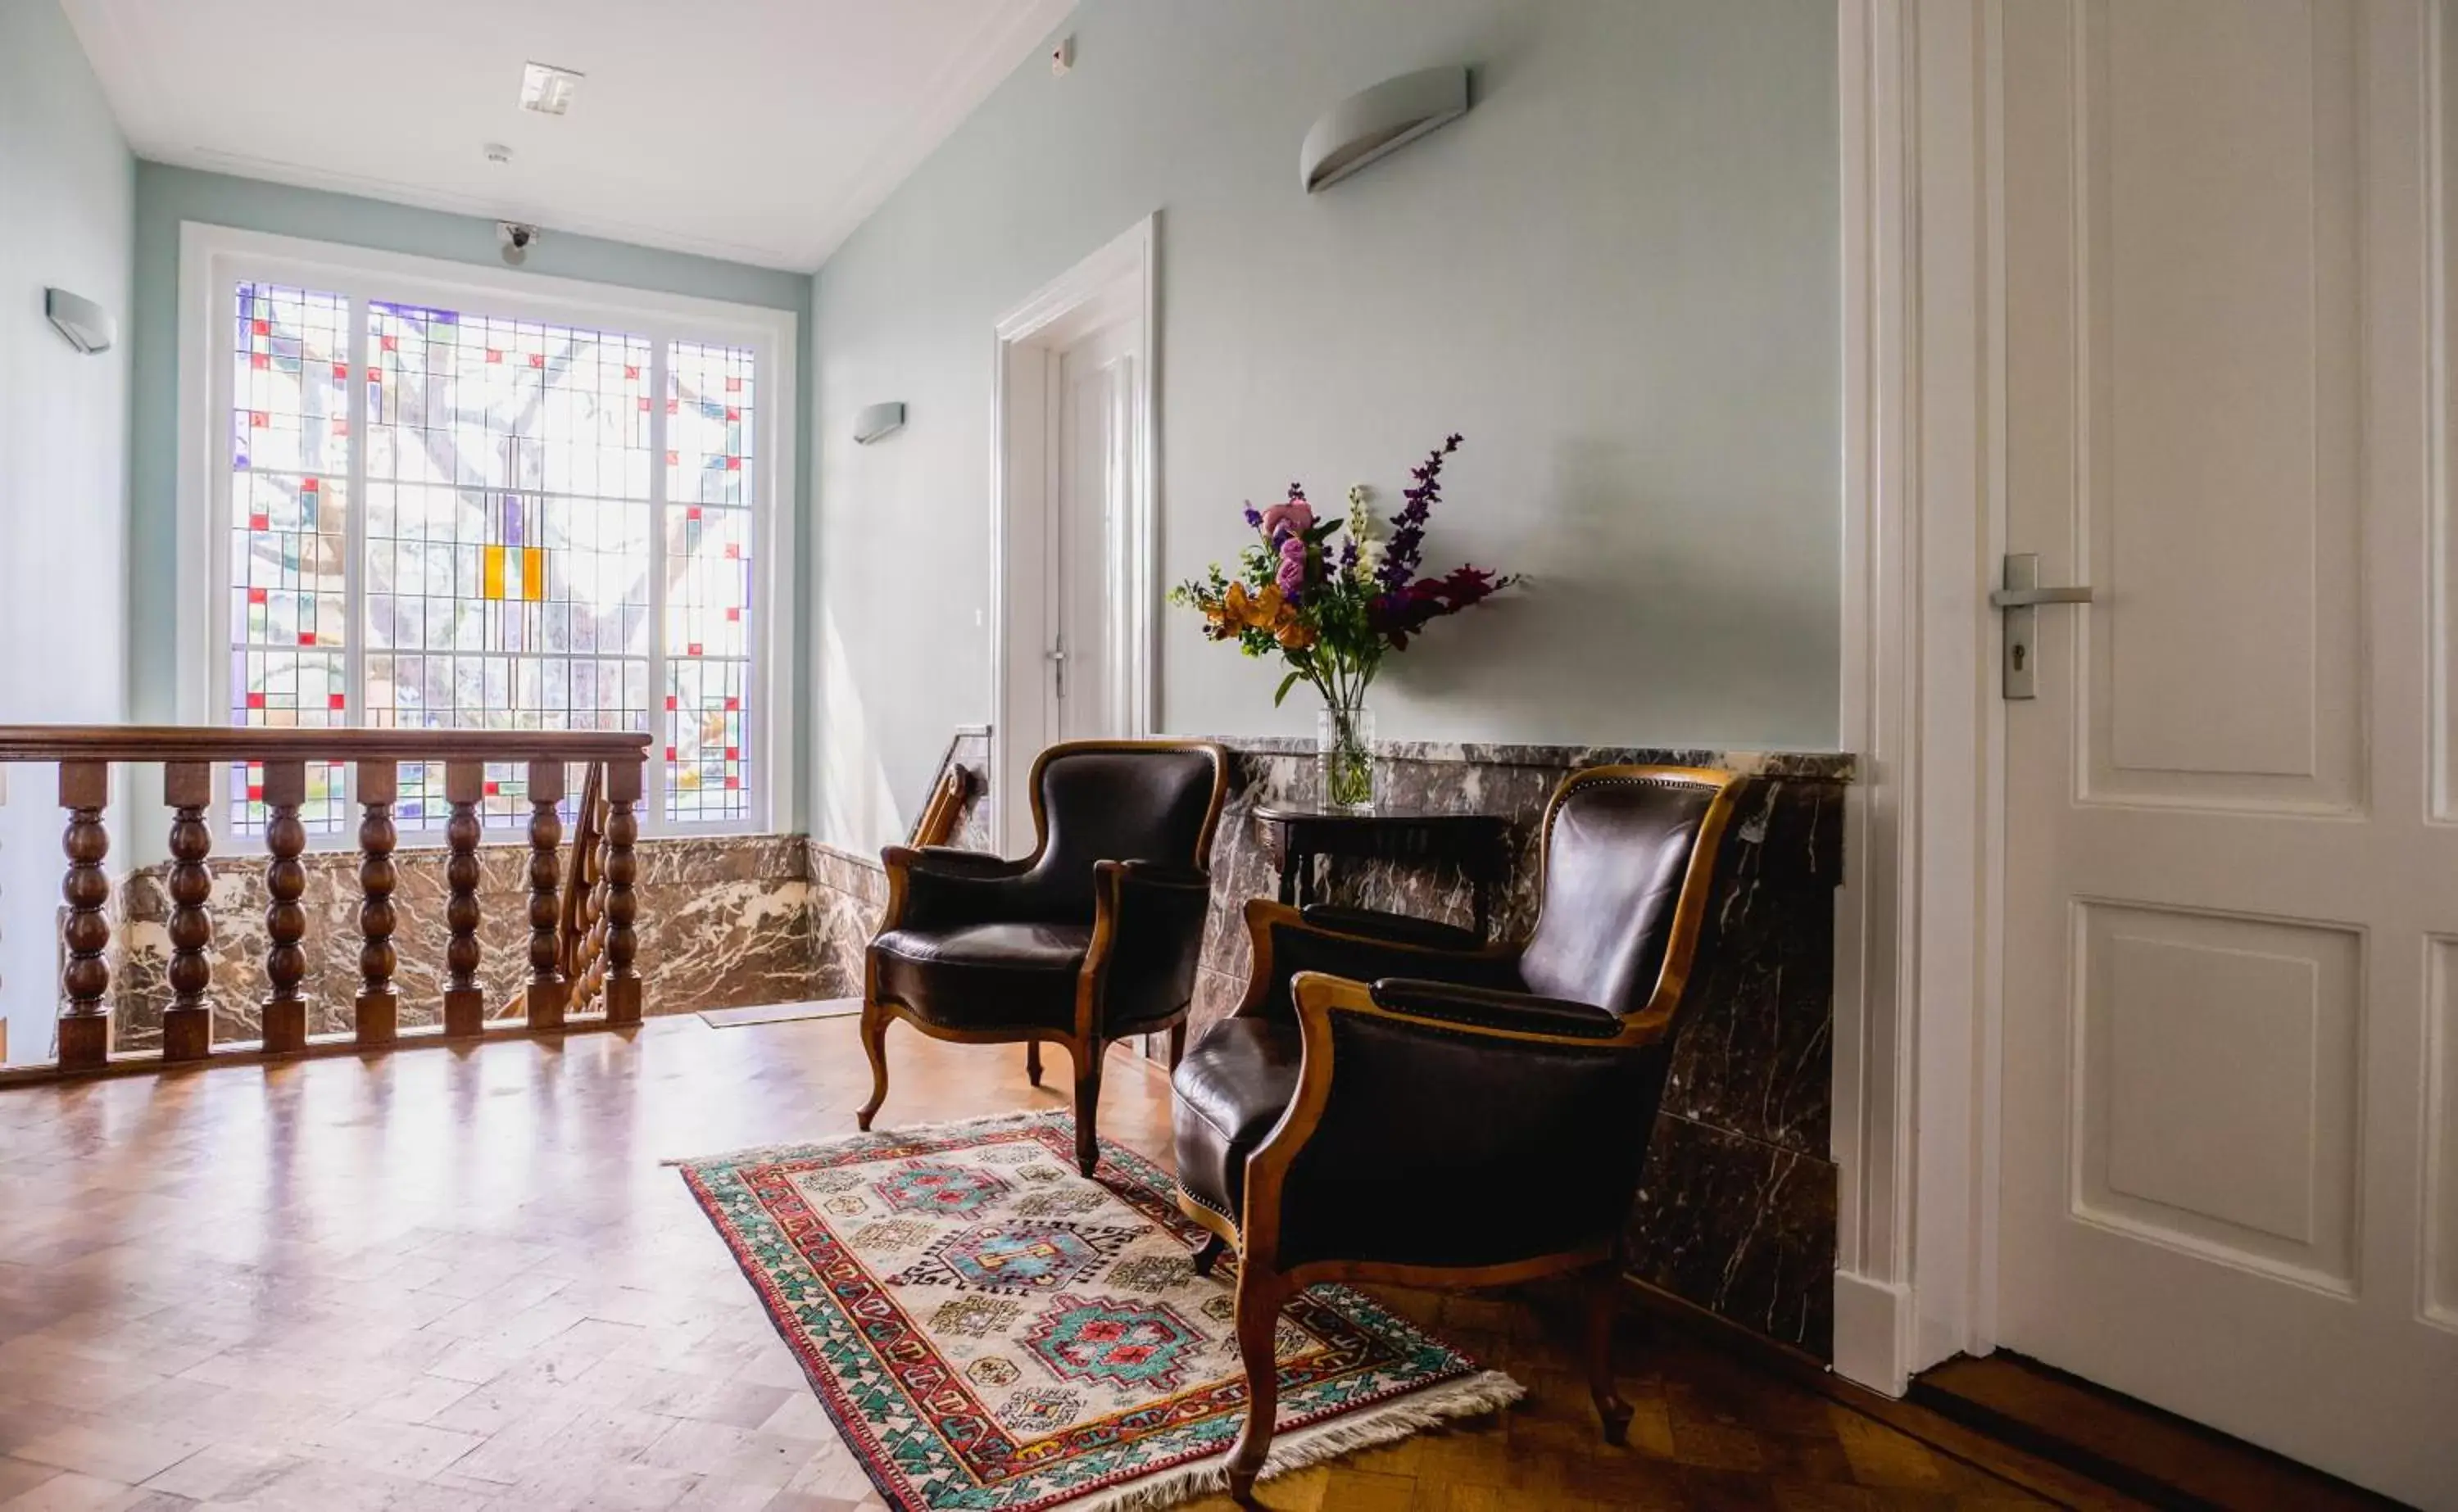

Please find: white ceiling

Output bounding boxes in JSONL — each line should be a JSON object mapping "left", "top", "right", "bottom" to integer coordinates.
{"left": 62, "top": 0, "right": 1076, "bottom": 272}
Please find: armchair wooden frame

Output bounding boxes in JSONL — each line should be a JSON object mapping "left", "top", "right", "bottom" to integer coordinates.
{"left": 1172, "top": 763, "right": 1744, "bottom": 1502}
{"left": 859, "top": 738, "right": 1229, "bottom": 1176}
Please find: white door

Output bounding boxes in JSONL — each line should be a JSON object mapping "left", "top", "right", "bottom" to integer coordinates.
{"left": 1998, "top": 2, "right": 2458, "bottom": 1505}
{"left": 1049, "top": 319, "right": 1138, "bottom": 745}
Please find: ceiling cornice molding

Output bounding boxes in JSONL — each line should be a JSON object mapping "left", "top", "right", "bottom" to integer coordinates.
{"left": 796, "top": 0, "right": 1079, "bottom": 269}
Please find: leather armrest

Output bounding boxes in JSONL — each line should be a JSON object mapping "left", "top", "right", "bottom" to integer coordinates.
{"left": 1236, "top": 898, "right": 1521, "bottom": 1022}
{"left": 1367, "top": 978, "right": 1623, "bottom": 1039}
{"left": 1298, "top": 904, "right": 1482, "bottom": 952}
{"left": 880, "top": 844, "right": 1044, "bottom": 931}
{"left": 1087, "top": 860, "right": 1213, "bottom": 1031}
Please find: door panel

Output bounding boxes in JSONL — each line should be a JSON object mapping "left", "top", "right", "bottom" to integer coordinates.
{"left": 2084, "top": 0, "right": 2364, "bottom": 809}
{"left": 1998, "top": 2, "right": 2458, "bottom": 1505}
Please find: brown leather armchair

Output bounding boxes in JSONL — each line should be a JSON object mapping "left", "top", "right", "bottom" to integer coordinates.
{"left": 1168, "top": 763, "right": 1743, "bottom": 1501}
{"left": 859, "top": 739, "right": 1229, "bottom": 1175}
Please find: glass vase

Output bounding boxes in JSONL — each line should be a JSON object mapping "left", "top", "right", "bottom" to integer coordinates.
{"left": 1317, "top": 702, "right": 1377, "bottom": 813}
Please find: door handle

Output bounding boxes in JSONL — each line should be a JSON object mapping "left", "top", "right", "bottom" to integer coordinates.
{"left": 1989, "top": 585, "right": 2093, "bottom": 608}
{"left": 1997, "top": 553, "right": 2091, "bottom": 700}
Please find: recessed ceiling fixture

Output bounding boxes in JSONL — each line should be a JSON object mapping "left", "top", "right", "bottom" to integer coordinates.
{"left": 519, "top": 61, "right": 584, "bottom": 115}
{"left": 483, "top": 142, "right": 514, "bottom": 165}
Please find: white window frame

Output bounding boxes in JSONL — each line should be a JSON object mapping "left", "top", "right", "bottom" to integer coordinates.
{"left": 175, "top": 222, "right": 799, "bottom": 845}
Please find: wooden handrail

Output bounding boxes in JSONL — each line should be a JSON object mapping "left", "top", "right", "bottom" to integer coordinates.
{"left": 0, "top": 726, "right": 649, "bottom": 762}
{"left": 1, "top": 725, "right": 649, "bottom": 1079}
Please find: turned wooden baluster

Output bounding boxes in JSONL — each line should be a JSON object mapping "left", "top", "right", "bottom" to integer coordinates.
{"left": 442, "top": 760, "right": 488, "bottom": 1038}
{"left": 525, "top": 760, "right": 568, "bottom": 1028}
{"left": 356, "top": 760, "right": 399, "bottom": 1047}
{"left": 161, "top": 761, "right": 215, "bottom": 1062}
{"left": 259, "top": 760, "right": 310, "bottom": 1053}
{"left": 601, "top": 755, "right": 642, "bottom": 1025}
{"left": 57, "top": 761, "right": 112, "bottom": 1070}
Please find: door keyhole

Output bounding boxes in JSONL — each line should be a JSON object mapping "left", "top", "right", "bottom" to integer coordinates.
{"left": 2011, "top": 643, "right": 2028, "bottom": 672}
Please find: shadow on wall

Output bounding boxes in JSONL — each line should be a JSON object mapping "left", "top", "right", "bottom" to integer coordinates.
{"left": 1384, "top": 438, "right": 1837, "bottom": 744}
{"left": 819, "top": 608, "right": 907, "bottom": 853}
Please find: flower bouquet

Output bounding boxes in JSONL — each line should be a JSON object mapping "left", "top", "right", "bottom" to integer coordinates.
{"left": 1169, "top": 433, "right": 1517, "bottom": 810}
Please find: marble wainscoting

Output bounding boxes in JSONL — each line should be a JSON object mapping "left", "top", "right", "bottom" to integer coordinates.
{"left": 108, "top": 834, "right": 823, "bottom": 1051}
{"left": 799, "top": 736, "right": 1853, "bottom": 1357}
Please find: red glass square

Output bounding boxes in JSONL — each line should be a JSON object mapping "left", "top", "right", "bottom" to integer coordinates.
{"left": 329, "top": 693, "right": 347, "bottom": 709}
{"left": 247, "top": 586, "right": 267, "bottom": 603}
{"left": 725, "top": 407, "right": 739, "bottom": 422}
{"left": 333, "top": 363, "right": 348, "bottom": 380}
{"left": 301, "top": 478, "right": 318, "bottom": 493}
{"left": 725, "top": 377, "right": 741, "bottom": 392}
{"left": 248, "top": 514, "right": 269, "bottom": 531}
{"left": 687, "top": 643, "right": 702, "bottom": 657}
{"left": 664, "top": 695, "right": 678, "bottom": 709}
{"left": 247, "top": 785, "right": 263, "bottom": 802}
{"left": 624, "top": 364, "right": 639, "bottom": 380}
{"left": 724, "top": 776, "right": 739, "bottom": 790}
{"left": 528, "top": 353, "right": 545, "bottom": 369}
{"left": 334, "top": 421, "right": 350, "bottom": 437}
{"left": 664, "top": 746, "right": 678, "bottom": 760}
{"left": 247, "top": 692, "right": 266, "bottom": 709}
{"left": 665, "top": 450, "right": 678, "bottom": 466}
{"left": 487, "top": 349, "right": 502, "bottom": 364}
{"left": 381, "top": 335, "right": 397, "bottom": 352}
{"left": 484, "top": 781, "right": 500, "bottom": 796}
{"left": 250, "top": 411, "right": 269, "bottom": 428}
{"left": 252, "top": 319, "right": 269, "bottom": 336}
{"left": 723, "top": 544, "right": 738, "bottom": 559}
{"left": 724, "top": 696, "right": 740, "bottom": 711}
{"left": 299, "top": 632, "right": 316, "bottom": 646}
{"left": 725, "top": 607, "right": 740, "bottom": 622}
{"left": 725, "top": 747, "right": 738, "bottom": 760}
{"left": 252, "top": 353, "right": 269, "bottom": 370}
{"left": 639, "top": 397, "right": 651, "bottom": 411}
{"left": 725, "top": 456, "right": 741, "bottom": 471}
{"left": 687, "top": 506, "right": 701, "bottom": 521}
{"left": 668, "top": 399, "right": 679, "bottom": 414}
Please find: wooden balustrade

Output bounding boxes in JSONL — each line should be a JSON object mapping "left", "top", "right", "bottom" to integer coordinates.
{"left": 0, "top": 726, "right": 651, "bottom": 1081}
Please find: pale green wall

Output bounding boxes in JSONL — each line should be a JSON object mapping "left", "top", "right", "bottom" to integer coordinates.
{"left": 128, "top": 164, "right": 816, "bottom": 826}
{"left": 810, "top": 0, "right": 1841, "bottom": 851}
{"left": 0, "top": 0, "right": 135, "bottom": 1060}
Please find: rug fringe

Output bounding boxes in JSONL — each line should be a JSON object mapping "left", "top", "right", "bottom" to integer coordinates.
{"left": 1056, "top": 1369, "right": 1526, "bottom": 1512}
{"left": 660, "top": 1107, "right": 1068, "bottom": 1167}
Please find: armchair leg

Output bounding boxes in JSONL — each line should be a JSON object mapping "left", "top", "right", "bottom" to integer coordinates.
{"left": 1584, "top": 1261, "right": 1634, "bottom": 1446}
{"left": 1191, "top": 1231, "right": 1227, "bottom": 1278}
{"left": 855, "top": 1001, "right": 891, "bottom": 1132}
{"left": 1026, "top": 1040, "right": 1044, "bottom": 1086}
{"left": 1070, "top": 1038, "right": 1104, "bottom": 1177}
{"left": 1224, "top": 1265, "right": 1287, "bottom": 1503}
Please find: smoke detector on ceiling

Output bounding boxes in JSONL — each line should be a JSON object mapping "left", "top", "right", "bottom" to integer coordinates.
{"left": 519, "top": 61, "right": 583, "bottom": 115}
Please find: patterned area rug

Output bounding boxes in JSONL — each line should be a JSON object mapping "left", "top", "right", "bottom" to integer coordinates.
{"left": 674, "top": 1110, "right": 1521, "bottom": 1511}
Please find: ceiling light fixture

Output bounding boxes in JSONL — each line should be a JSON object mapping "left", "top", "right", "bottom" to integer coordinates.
{"left": 519, "top": 61, "right": 584, "bottom": 115}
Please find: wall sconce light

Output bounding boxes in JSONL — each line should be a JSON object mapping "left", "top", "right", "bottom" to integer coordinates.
{"left": 853, "top": 402, "right": 906, "bottom": 445}
{"left": 1300, "top": 66, "right": 1470, "bottom": 193}
{"left": 45, "top": 288, "right": 115, "bottom": 354}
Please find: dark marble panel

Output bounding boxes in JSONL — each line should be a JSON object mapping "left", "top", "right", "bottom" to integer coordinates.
{"left": 1626, "top": 1114, "right": 1838, "bottom": 1356}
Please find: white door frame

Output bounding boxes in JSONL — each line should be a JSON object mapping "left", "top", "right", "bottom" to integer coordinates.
{"left": 1832, "top": 0, "right": 2006, "bottom": 1394}
{"left": 988, "top": 215, "right": 1159, "bottom": 853}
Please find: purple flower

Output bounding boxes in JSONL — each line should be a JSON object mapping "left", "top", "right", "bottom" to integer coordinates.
{"left": 1378, "top": 433, "right": 1460, "bottom": 591}
{"left": 1276, "top": 533, "right": 1308, "bottom": 599}
{"left": 1243, "top": 501, "right": 1264, "bottom": 529}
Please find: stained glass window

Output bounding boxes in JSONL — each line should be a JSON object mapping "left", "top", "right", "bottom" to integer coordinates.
{"left": 664, "top": 341, "right": 755, "bottom": 824}
{"left": 365, "top": 302, "right": 654, "bottom": 829}
{"left": 229, "top": 282, "right": 351, "bottom": 834}
{"left": 220, "top": 277, "right": 764, "bottom": 840}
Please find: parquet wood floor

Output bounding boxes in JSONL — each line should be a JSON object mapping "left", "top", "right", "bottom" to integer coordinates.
{"left": 0, "top": 1016, "right": 2090, "bottom": 1510}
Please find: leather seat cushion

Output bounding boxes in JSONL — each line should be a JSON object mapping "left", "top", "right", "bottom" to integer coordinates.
{"left": 870, "top": 923, "right": 1091, "bottom": 1033}
{"left": 1170, "top": 1018, "right": 1303, "bottom": 1223}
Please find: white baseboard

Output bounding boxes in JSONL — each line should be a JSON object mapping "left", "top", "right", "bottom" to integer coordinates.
{"left": 1831, "top": 1269, "right": 1912, "bottom": 1396}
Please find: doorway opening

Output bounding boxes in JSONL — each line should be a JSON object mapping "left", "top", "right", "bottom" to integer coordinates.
{"left": 989, "top": 217, "right": 1157, "bottom": 855}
